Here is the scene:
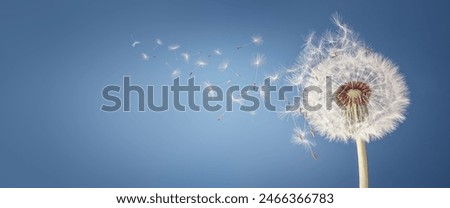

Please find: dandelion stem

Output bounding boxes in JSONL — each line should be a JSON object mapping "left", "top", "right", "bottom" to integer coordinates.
{"left": 356, "top": 139, "right": 369, "bottom": 188}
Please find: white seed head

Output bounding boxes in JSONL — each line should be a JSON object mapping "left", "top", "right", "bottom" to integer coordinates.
{"left": 289, "top": 15, "right": 410, "bottom": 142}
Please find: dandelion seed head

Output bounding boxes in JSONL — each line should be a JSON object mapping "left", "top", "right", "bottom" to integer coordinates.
{"left": 289, "top": 15, "right": 410, "bottom": 142}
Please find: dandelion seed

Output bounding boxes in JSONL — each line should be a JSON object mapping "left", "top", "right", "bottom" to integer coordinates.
{"left": 265, "top": 71, "right": 280, "bottom": 82}
{"left": 252, "top": 53, "right": 266, "bottom": 69}
{"left": 153, "top": 38, "right": 163, "bottom": 50}
{"left": 203, "top": 80, "right": 217, "bottom": 97}
{"left": 156, "top": 38, "right": 163, "bottom": 46}
{"left": 130, "top": 34, "right": 140, "bottom": 47}
{"left": 218, "top": 60, "right": 240, "bottom": 77}
{"left": 252, "top": 53, "right": 266, "bottom": 84}
{"left": 288, "top": 14, "right": 410, "bottom": 187}
{"left": 231, "top": 94, "right": 245, "bottom": 106}
{"left": 237, "top": 35, "right": 264, "bottom": 49}
{"left": 181, "top": 52, "right": 190, "bottom": 63}
{"left": 218, "top": 60, "right": 229, "bottom": 72}
{"left": 132, "top": 41, "right": 141, "bottom": 47}
{"left": 291, "top": 127, "right": 317, "bottom": 160}
{"left": 171, "top": 69, "right": 181, "bottom": 78}
{"left": 168, "top": 44, "right": 180, "bottom": 60}
{"left": 142, "top": 53, "right": 149, "bottom": 61}
{"left": 168, "top": 44, "right": 180, "bottom": 51}
{"left": 214, "top": 49, "right": 222, "bottom": 56}
{"left": 195, "top": 59, "right": 208, "bottom": 68}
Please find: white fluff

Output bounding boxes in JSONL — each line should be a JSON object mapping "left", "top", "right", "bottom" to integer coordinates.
{"left": 289, "top": 15, "right": 410, "bottom": 143}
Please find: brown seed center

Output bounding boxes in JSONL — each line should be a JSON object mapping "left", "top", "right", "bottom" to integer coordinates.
{"left": 335, "top": 81, "right": 371, "bottom": 124}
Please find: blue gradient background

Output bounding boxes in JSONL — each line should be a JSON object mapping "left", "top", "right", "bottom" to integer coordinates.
{"left": 1, "top": 0, "right": 449, "bottom": 187}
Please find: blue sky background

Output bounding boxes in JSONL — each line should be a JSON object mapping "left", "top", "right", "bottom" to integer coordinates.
{"left": 1, "top": 0, "right": 449, "bottom": 187}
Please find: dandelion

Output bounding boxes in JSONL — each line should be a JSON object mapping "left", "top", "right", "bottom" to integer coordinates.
{"left": 218, "top": 60, "right": 240, "bottom": 77}
{"left": 237, "top": 35, "right": 264, "bottom": 49}
{"left": 195, "top": 59, "right": 208, "bottom": 68}
{"left": 288, "top": 14, "right": 409, "bottom": 187}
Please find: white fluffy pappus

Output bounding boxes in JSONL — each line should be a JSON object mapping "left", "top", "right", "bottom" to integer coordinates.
{"left": 289, "top": 15, "right": 410, "bottom": 143}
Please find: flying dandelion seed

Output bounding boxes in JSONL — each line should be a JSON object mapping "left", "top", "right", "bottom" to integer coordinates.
{"left": 168, "top": 44, "right": 180, "bottom": 60}
{"left": 217, "top": 114, "right": 225, "bottom": 121}
{"left": 288, "top": 14, "right": 410, "bottom": 187}
{"left": 171, "top": 69, "right": 181, "bottom": 78}
{"left": 181, "top": 52, "right": 190, "bottom": 63}
{"left": 218, "top": 60, "right": 229, "bottom": 72}
{"left": 252, "top": 53, "right": 266, "bottom": 87}
{"left": 168, "top": 44, "right": 180, "bottom": 51}
{"left": 156, "top": 38, "right": 163, "bottom": 46}
{"left": 203, "top": 80, "right": 217, "bottom": 97}
{"left": 141, "top": 53, "right": 149, "bottom": 61}
{"left": 265, "top": 71, "right": 280, "bottom": 82}
{"left": 291, "top": 127, "right": 318, "bottom": 160}
{"left": 214, "top": 49, "right": 222, "bottom": 55}
{"left": 165, "top": 62, "right": 181, "bottom": 78}
{"left": 237, "top": 35, "right": 264, "bottom": 49}
{"left": 231, "top": 94, "right": 245, "bottom": 106}
{"left": 208, "top": 48, "right": 222, "bottom": 57}
{"left": 130, "top": 34, "right": 140, "bottom": 47}
{"left": 195, "top": 59, "right": 208, "bottom": 68}
{"left": 252, "top": 53, "right": 266, "bottom": 69}
{"left": 153, "top": 38, "right": 163, "bottom": 50}
{"left": 132, "top": 41, "right": 141, "bottom": 47}
{"left": 218, "top": 60, "right": 240, "bottom": 77}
